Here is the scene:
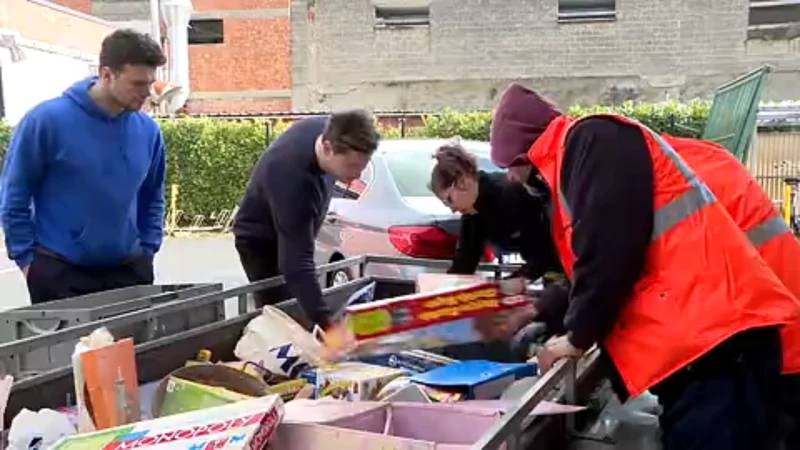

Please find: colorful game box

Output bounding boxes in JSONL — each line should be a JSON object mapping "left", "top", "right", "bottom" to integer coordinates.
{"left": 346, "top": 278, "right": 530, "bottom": 356}
{"left": 48, "top": 395, "right": 284, "bottom": 450}
{"left": 314, "top": 362, "right": 405, "bottom": 401}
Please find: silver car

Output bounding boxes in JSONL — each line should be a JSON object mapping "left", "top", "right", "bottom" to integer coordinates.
{"left": 314, "top": 138, "right": 505, "bottom": 287}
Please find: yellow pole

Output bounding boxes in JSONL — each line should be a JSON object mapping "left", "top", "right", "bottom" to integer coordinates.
{"left": 783, "top": 182, "right": 792, "bottom": 226}
{"left": 169, "top": 184, "right": 179, "bottom": 233}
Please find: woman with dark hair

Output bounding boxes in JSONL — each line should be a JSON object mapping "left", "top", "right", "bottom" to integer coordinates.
{"left": 429, "top": 141, "right": 569, "bottom": 341}
{"left": 429, "top": 140, "right": 561, "bottom": 279}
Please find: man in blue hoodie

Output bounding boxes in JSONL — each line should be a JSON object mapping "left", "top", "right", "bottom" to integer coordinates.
{"left": 1, "top": 29, "right": 167, "bottom": 304}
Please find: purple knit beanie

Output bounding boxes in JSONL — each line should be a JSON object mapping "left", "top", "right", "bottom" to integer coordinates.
{"left": 490, "top": 83, "right": 563, "bottom": 168}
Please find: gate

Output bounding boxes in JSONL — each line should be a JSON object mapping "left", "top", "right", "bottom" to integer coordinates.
{"left": 748, "top": 103, "right": 800, "bottom": 202}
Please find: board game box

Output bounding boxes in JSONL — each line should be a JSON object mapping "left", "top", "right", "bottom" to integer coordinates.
{"left": 346, "top": 278, "right": 530, "bottom": 356}
{"left": 48, "top": 395, "right": 283, "bottom": 450}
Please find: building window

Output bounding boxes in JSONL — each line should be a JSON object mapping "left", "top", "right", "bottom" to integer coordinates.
{"left": 374, "top": 1, "right": 430, "bottom": 27}
{"left": 748, "top": 0, "right": 800, "bottom": 40}
{"left": 558, "top": 0, "right": 616, "bottom": 22}
{"left": 188, "top": 19, "right": 224, "bottom": 45}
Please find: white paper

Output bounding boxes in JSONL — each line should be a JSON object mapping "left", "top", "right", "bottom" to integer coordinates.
{"left": 0, "top": 375, "right": 13, "bottom": 428}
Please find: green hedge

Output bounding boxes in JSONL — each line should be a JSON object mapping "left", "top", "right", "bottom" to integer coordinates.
{"left": 0, "top": 100, "right": 711, "bottom": 221}
{"left": 0, "top": 120, "right": 10, "bottom": 167}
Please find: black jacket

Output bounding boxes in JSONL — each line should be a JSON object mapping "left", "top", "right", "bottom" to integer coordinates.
{"left": 448, "top": 171, "right": 562, "bottom": 279}
{"left": 232, "top": 117, "right": 335, "bottom": 327}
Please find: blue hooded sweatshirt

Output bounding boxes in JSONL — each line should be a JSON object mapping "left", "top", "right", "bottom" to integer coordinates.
{"left": 1, "top": 77, "right": 166, "bottom": 268}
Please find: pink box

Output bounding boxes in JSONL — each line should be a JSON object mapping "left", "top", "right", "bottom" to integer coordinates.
{"left": 274, "top": 401, "right": 506, "bottom": 450}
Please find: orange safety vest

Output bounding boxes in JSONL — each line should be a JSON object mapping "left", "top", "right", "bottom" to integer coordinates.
{"left": 665, "top": 135, "right": 800, "bottom": 374}
{"left": 527, "top": 113, "right": 800, "bottom": 396}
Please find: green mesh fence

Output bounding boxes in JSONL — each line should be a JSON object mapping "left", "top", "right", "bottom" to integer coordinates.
{"left": 702, "top": 65, "right": 772, "bottom": 163}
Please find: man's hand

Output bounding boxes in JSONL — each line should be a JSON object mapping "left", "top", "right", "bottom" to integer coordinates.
{"left": 532, "top": 334, "right": 584, "bottom": 373}
{"left": 474, "top": 304, "right": 538, "bottom": 342}
{"left": 21, "top": 266, "right": 29, "bottom": 278}
{"left": 319, "top": 320, "right": 354, "bottom": 363}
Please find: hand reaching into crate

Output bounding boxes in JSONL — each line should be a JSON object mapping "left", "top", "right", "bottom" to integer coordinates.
{"left": 533, "top": 335, "right": 584, "bottom": 373}
{"left": 318, "top": 320, "right": 355, "bottom": 363}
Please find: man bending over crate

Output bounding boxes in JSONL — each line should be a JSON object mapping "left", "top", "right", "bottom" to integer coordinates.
{"left": 233, "top": 110, "right": 379, "bottom": 351}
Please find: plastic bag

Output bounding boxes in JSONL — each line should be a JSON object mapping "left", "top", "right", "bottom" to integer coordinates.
{"left": 7, "top": 409, "right": 75, "bottom": 450}
{"left": 234, "top": 306, "right": 325, "bottom": 377}
{"left": 235, "top": 283, "right": 376, "bottom": 376}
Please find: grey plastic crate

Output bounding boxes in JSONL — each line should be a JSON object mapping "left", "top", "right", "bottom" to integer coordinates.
{"left": 0, "top": 283, "right": 223, "bottom": 376}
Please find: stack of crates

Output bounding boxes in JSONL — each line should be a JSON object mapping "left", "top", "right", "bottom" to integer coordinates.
{"left": 0, "top": 283, "right": 223, "bottom": 378}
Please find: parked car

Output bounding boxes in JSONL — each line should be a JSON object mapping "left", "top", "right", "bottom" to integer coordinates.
{"left": 314, "top": 138, "right": 506, "bottom": 287}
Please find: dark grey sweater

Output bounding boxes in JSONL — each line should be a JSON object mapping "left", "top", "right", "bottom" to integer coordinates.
{"left": 233, "top": 117, "right": 335, "bottom": 327}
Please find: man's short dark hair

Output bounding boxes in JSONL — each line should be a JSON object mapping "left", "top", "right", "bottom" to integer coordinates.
{"left": 323, "top": 109, "right": 381, "bottom": 155}
{"left": 99, "top": 29, "right": 167, "bottom": 72}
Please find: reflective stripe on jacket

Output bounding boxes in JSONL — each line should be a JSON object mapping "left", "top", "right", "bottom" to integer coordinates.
{"left": 665, "top": 135, "right": 800, "bottom": 374}
{"left": 527, "top": 113, "right": 799, "bottom": 395}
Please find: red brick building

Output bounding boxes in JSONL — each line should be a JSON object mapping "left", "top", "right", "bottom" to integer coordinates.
{"left": 83, "top": 0, "right": 291, "bottom": 114}
{"left": 52, "top": 0, "right": 92, "bottom": 14}
{"left": 183, "top": 0, "right": 291, "bottom": 114}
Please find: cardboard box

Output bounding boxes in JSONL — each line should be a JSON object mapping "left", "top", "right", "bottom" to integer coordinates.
{"left": 272, "top": 401, "right": 507, "bottom": 450}
{"left": 48, "top": 395, "right": 284, "bottom": 450}
{"left": 416, "top": 274, "right": 489, "bottom": 294}
{"left": 347, "top": 278, "right": 529, "bottom": 355}
{"left": 356, "top": 349, "right": 456, "bottom": 375}
{"left": 268, "top": 379, "right": 310, "bottom": 402}
{"left": 314, "top": 362, "right": 405, "bottom": 401}
{"left": 157, "top": 376, "right": 254, "bottom": 418}
{"left": 79, "top": 337, "right": 140, "bottom": 430}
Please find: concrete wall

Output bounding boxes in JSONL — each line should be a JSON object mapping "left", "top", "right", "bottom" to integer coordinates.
{"left": 290, "top": 0, "right": 800, "bottom": 112}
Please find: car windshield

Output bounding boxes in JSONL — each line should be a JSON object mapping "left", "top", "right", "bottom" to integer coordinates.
{"left": 383, "top": 142, "right": 503, "bottom": 197}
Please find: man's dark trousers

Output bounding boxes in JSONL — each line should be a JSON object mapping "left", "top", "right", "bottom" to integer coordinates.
{"left": 234, "top": 238, "right": 290, "bottom": 308}
{"left": 26, "top": 250, "right": 155, "bottom": 304}
{"left": 650, "top": 327, "right": 782, "bottom": 450}
{"left": 777, "top": 373, "right": 800, "bottom": 449}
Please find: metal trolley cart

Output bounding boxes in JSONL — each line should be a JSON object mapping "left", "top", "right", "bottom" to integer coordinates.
{"left": 1, "top": 256, "right": 608, "bottom": 450}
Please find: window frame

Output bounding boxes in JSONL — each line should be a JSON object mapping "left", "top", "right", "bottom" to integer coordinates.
{"left": 188, "top": 19, "right": 225, "bottom": 45}
{"left": 747, "top": 0, "right": 800, "bottom": 40}
{"left": 373, "top": 1, "right": 430, "bottom": 28}
{"left": 557, "top": 0, "right": 617, "bottom": 23}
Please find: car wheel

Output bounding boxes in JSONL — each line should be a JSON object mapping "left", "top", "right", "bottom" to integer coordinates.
{"left": 329, "top": 269, "right": 351, "bottom": 287}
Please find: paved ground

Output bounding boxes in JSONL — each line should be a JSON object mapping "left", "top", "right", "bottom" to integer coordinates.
{"left": 0, "top": 234, "right": 249, "bottom": 313}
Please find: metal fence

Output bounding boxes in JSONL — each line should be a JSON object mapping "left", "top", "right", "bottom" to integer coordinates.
{"left": 748, "top": 102, "right": 800, "bottom": 202}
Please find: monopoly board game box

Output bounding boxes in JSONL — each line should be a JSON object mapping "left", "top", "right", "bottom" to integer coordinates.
{"left": 347, "top": 278, "right": 529, "bottom": 356}
{"left": 47, "top": 395, "right": 284, "bottom": 450}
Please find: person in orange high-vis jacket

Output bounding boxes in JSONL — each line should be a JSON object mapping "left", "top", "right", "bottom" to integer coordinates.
{"left": 489, "top": 83, "right": 800, "bottom": 450}
{"left": 665, "top": 135, "right": 800, "bottom": 448}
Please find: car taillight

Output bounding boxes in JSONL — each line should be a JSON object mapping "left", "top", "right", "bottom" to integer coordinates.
{"left": 388, "top": 225, "right": 458, "bottom": 259}
{"left": 482, "top": 245, "right": 495, "bottom": 262}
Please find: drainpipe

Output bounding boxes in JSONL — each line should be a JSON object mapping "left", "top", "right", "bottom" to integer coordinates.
{"left": 149, "top": 0, "right": 161, "bottom": 45}
{"left": 160, "top": 0, "right": 192, "bottom": 114}
{"left": 149, "top": 0, "right": 163, "bottom": 113}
